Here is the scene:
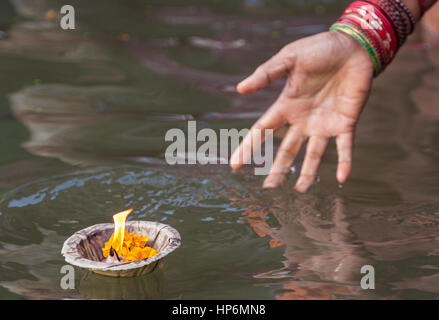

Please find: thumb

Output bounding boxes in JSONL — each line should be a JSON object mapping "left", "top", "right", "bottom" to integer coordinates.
{"left": 237, "top": 51, "right": 294, "bottom": 94}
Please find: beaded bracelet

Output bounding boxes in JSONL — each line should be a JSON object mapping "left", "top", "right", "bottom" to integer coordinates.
{"left": 330, "top": 0, "right": 413, "bottom": 76}
{"left": 393, "top": 0, "right": 416, "bottom": 33}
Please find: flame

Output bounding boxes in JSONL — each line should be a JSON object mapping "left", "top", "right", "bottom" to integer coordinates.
{"left": 102, "top": 208, "right": 159, "bottom": 262}
{"left": 111, "top": 208, "right": 133, "bottom": 252}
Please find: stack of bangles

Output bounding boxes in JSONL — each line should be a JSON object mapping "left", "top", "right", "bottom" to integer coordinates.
{"left": 330, "top": 0, "right": 421, "bottom": 76}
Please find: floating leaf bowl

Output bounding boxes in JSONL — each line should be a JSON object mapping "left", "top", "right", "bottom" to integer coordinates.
{"left": 61, "top": 221, "right": 181, "bottom": 278}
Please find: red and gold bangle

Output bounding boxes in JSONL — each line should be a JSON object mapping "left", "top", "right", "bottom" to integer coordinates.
{"left": 340, "top": 15, "right": 386, "bottom": 65}
{"left": 357, "top": 0, "right": 399, "bottom": 54}
{"left": 330, "top": 0, "right": 413, "bottom": 76}
{"left": 342, "top": 1, "right": 398, "bottom": 64}
{"left": 363, "top": 0, "right": 409, "bottom": 48}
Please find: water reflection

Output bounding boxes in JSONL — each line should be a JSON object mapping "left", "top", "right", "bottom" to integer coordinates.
{"left": 230, "top": 191, "right": 368, "bottom": 299}
{"left": 232, "top": 187, "right": 439, "bottom": 299}
{"left": 79, "top": 266, "right": 165, "bottom": 300}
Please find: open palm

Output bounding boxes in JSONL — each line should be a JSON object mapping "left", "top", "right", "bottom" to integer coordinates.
{"left": 230, "top": 31, "right": 374, "bottom": 192}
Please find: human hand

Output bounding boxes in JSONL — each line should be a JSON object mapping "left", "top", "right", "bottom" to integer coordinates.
{"left": 230, "top": 30, "right": 374, "bottom": 192}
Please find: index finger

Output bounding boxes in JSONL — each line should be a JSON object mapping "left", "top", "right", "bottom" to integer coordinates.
{"left": 230, "top": 105, "right": 285, "bottom": 170}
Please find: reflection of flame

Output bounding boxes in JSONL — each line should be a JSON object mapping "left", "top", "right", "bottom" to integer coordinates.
{"left": 111, "top": 208, "right": 133, "bottom": 252}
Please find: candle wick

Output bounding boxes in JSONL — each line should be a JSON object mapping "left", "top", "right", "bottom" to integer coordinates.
{"left": 110, "top": 246, "right": 121, "bottom": 262}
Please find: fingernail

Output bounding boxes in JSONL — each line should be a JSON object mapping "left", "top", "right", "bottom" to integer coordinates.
{"left": 263, "top": 175, "right": 286, "bottom": 189}
{"left": 230, "top": 163, "right": 240, "bottom": 171}
{"left": 237, "top": 79, "right": 250, "bottom": 92}
{"left": 230, "top": 154, "right": 239, "bottom": 168}
{"left": 238, "top": 78, "right": 248, "bottom": 87}
{"left": 263, "top": 180, "right": 279, "bottom": 189}
{"left": 294, "top": 179, "right": 307, "bottom": 193}
{"left": 337, "top": 171, "right": 349, "bottom": 184}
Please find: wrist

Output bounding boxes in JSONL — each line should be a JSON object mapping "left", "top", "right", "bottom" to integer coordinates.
{"left": 329, "top": 28, "right": 377, "bottom": 75}
{"left": 330, "top": 29, "right": 374, "bottom": 70}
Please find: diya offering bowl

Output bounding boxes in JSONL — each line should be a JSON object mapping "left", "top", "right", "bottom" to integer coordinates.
{"left": 61, "top": 220, "right": 181, "bottom": 278}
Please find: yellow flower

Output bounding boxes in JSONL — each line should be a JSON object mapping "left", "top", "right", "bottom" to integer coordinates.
{"left": 102, "top": 231, "right": 158, "bottom": 262}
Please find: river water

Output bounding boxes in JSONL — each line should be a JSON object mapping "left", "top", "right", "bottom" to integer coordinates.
{"left": 0, "top": 0, "right": 438, "bottom": 299}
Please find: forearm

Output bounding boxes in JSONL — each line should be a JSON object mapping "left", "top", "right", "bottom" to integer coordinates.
{"left": 402, "top": 0, "right": 437, "bottom": 21}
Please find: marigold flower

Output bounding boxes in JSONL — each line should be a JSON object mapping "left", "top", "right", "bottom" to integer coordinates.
{"left": 102, "top": 231, "right": 158, "bottom": 262}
